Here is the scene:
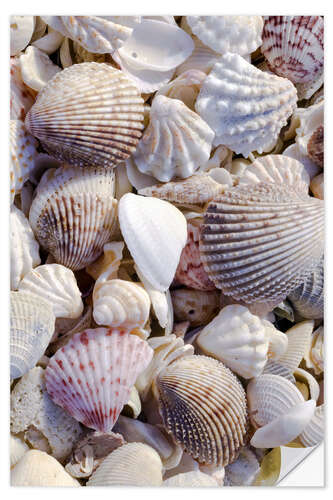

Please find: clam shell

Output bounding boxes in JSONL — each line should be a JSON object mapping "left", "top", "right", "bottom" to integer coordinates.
{"left": 10, "top": 435, "right": 29, "bottom": 469}
{"left": 118, "top": 193, "right": 187, "bottom": 291}
{"left": 29, "top": 165, "right": 118, "bottom": 271}
{"left": 133, "top": 95, "right": 214, "bottom": 182}
{"left": 18, "top": 264, "right": 83, "bottom": 319}
{"left": 10, "top": 291, "right": 55, "bottom": 380}
{"left": 308, "top": 124, "right": 324, "bottom": 167}
{"left": 278, "top": 320, "right": 314, "bottom": 372}
{"left": 195, "top": 54, "right": 297, "bottom": 157}
{"left": 19, "top": 45, "right": 61, "bottom": 92}
{"left": 261, "top": 16, "right": 324, "bottom": 83}
{"left": 197, "top": 305, "right": 269, "bottom": 379}
{"left": 171, "top": 288, "right": 220, "bottom": 327}
{"left": 224, "top": 447, "right": 260, "bottom": 486}
{"left": 154, "top": 355, "right": 248, "bottom": 466}
{"left": 87, "top": 442, "right": 163, "bottom": 486}
{"left": 199, "top": 182, "right": 324, "bottom": 313}
{"left": 45, "top": 328, "right": 153, "bottom": 432}
{"left": 310, "top": 172, "right": 324, "bottom": 200}
{"left": 288, "top": 256, "right": 324, "bottom": 319}
{"left": 10, "top": 57, "right": 36, "bottom": 121}
{"left": 10, "top": 15, "right": 35, "bottom": 56}
{"left": 303, "top": 325, "right": 324, "bottom": 375}
{"left": 299, "top": 404, "right": 324, "bottom": 447}
{"left": 262, "top": 360, "right": 296, "bottom": 384}
{"left": 25, "top": 62, "right": 144, "bottom": 167}
{"left": 157, "top": 70, "right": 206, "bottom": 111}
{"left": 163, "top": 471, "right": 218, "bottom": 487}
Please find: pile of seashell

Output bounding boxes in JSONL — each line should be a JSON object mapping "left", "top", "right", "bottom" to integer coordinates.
{"left": 10, "top": 15, "right": 324, "bottom": 487}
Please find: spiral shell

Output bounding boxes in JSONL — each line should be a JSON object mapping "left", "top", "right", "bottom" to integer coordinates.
{"left": 299, "top": 404, "right": 324, "bottom": 447}
{"left": 288, "top": 256, "right": 324, "bottom": 319}
{"left": 171, "top": 288, "right": 220, "bottom": 327}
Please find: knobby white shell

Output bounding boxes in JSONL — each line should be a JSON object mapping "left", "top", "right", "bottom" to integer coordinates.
{"left": 163, "top": 471, "right": 219, "bottom": 487}
{"left": 299, "top": 404, "right": 324, "bottom": 447}
{"left": 10, "top": 16, "right": 35, "bottom": 56}
{"left": 19, "top": 46, "right": 61, "bottom": 91}
{"left": 278, "top": 320, "right": 314, "bottom": 372}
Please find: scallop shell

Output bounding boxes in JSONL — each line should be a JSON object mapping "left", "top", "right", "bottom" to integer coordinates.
{"left": 283, "top": 143, "right": 321, "bottom": 181}
{"left": 153, "top": 355, "right": 248, "bottom": 466}
{"left": 156, "top": 70, "right": 207, "bottom": 111}
{"left": 224, "top": 447, "right": 260, "bottom": 486}
{"left": 118, "top": 193, "right": 187, "bottom": 291}
{"left": 10, "top": 57, "right": 36, "bottom": 121}
{"left": 163, "top": 471, "right": 219, "bottom": 487}
{"left": 278, "top": 320, "right": 314, "bottom": 372}
{"left": 25, "top": 63, "right": 144, "bottom": 167}
{"left": 262, "top": 320, "right": 288, "bottom": 361}
{"left": 45, "top": 328, "right": 153, "bottom": 432}
{"left": 199, "top": 182, "right": 324, "bottom": 314}
{"left": 310, "top": 172, "right": 324, "bottom": 200}
{"left": 299, "top": 404, "right": 324, "bottom": 447}
{"left": 10, "top": 291, "right": 55, "bottom": 380}
{"left": 197, "top": 305, "right": 269, "bottom": 379}
{"left": 186, "top": 16, "right": 263, "bottom": 55}
{"left": 10, "top": 205, "right": 41, "bottom": 291}
{"left": 87, "top": 442, "right": 163, "bottom": 486}
{"left": 19, "top": 45, "right": 62, "bottom": 92}
{"left": 288, "top": 256, "right": 324, "bottom": 319}
{"left": 29, "top": 165, "right": 118, "bottom": 271}
{"left": 261, "top": 16, "right": 324, "bottom": 84}
{"left": 10, "top": 435, "right": 29, "bottom": 469}
{"left": 303, "top": 325, "right": 324, "bottom": 375}
{"left": 195, "top": 53, "right": 297, "bottom": 157}
{"left": 171, "top": 288, "right": 220, "bottom": 327}
{"left": 10, "top": 15, "right": 35, "bottom": 56}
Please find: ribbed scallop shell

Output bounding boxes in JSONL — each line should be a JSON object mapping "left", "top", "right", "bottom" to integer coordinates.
{"left": 308, "top": 125, "right": 324, "bottom": 167}
{"left": 45, "top": 328, "right": 153, "bottom": 431}
{"left": 25, "top": 63, "right": 144, "bottom": 167}
{"left": 310, "top": 173, "right": 324, "bottom": 200}
{"left": 163, "top": 471, "right": 218, "bottom": 487}
{"left": 18, "top": 264, "right": 83, "bottom": 319}
{"left": 186, "top": 16, "right": 263, "bottom": 55}
{"left": 261, "top": 16, "right": 324, "bottom": 84}
{"left": 288, "top": 256, "right": 324, "bottom": 319}
{"left": 87, "top": 442, "right": 163, "bottom": 486}
{"left": 278, "top": 320, "right": 314, "bottom": 372}
{"left": 29, "top": 165, "right": 117, "bottom": 271}
{"left": 171, "top": 288, "right": 220, "bottom": 327}
{"left": 195, "top": 53, "right": 297, "bottom": 157}
{"left": 157, "top": 70, "right": 207, "bottom": 111}
{"left": 10, "top": 57, "right": 36, "bottom": 121}
{"left": 304, "top": 326, "right": 324, "bottom": 375}
{"left": 133, "top": 95, "right": 214, "bottom": 182}
{"left": 10, "top": 291, "right": 55, "bottom": 380}
{"left": 262, "top": 360, "right": 296, "bottom": 383}
{"left": 154, "top": 355, "right": 248, "bottom": 466}
{"left": 299, "top": 404, "right": 324, "bottom": 447}
{"left": 224, "top": 447, "right": 260, "bottom": 486}
{"left": 199, "top": 182, "right": 324, "bottom": 313}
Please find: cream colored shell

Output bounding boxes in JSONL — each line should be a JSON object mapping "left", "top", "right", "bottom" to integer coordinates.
{"left": 86, "top": 241, "right": 124, "bottom": 281}
{"left": 163, "top": 471, "right": 219, "bottom": 487}
{"left": 157, "top": 70, "right": 207, "bottom": 111}
{"left": 19, "top": 45, "right": 61, "bottom": 91}
{"left": 10, "top": 120, "right": 38, "bottom": 202}
{"left": 303, "top": 326, "right": 324, "bottom": 375}
{"left": 10, "top": 16, "right": 35, "bottom": 56}
{"left": 10, "top": 434, "right": 29, "bottom": 469}
{"left": 278, "top": 320, "right": 314, "bottom": 373}
{"left": 171, "top": 288, "right": 220, "bottom": 327}
{"left": 299, "top": 404, "right": 324, "bottom": 447}
{"left": 262, "top": 320, "right": 288, "bottom": 361}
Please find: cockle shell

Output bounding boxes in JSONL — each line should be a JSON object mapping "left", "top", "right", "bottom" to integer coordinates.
{"left": 278, "top": 320, "right": 314, "bottom": 372}
{"left": 224, "top": 447, "right": 260, "bottom": 486}
{"left": 29, "top": 165, "right": 118, "bottom": 271}
{"left": 10, "top": 16, "right": 35, "bottom": 56}
{"left": 262, "top": 320, "right": 288, "bottom": 361}
{"left": 310, "top": 172, "right": 324, "bottom": 200}
{"left": 308, "top": 125, "right": 324, "bottom": 168}
{"left": 19, "top": 45, "right": 62, "bottom": 92}
{"left": 195, "top": 53, "right": 297, "bottom": 157}
{"left": 186, "top": 16, "right": 263, "bottom": 55}
{"left": 10, "top": 205, "right": 41, "bottom": 290}
{"left": 133, "top": 95, "right": 214, "bottom": 182}
{"left": 197, "top": 305, "right": 269, "bottom": 378}
{"left": 163, "top": 471, "right": 219, "bottom": 487}
{"left": 153, "top": 355, "right": 248, "bottom": 466}
{"left": 10, "top": 434, "right": 29, "bottom": 469}
{"left": 288, "top": 256, "right": 324, "bottom": 319}
{"left": 45, "top": 328, "right": 153, "bottom": 432}
{"left": 10, "top": 57, "right": 36, "bottom": 121}
{"left": 87, "top": 442, "right": 163, "bottom": 486}
{"left": 157, "top": 70, "right": 207, "bottom": 111}
{"left": 303, "top": 326, "right": 324, "bottom": 375}
{"left": 10, "top": 291, "right": 55, "bottom": 380}
{"left": 261, "top": 16, "right": 324, "bottom": 84}
{"left": 262, "top": 360, "right": 296, "bottom": 384}
{"left": 25, "top": 63, "right": 144, "bottom": 167}
{"left": 118, "top": 193, "right": 187, "bottom": 291}
{"left": 299, "top": 404, "right": 324, "bottom": 447}
{"left": 199, "top": 182, "right": 324, "bottom": 314}
{"left": 171, "top": 288, "right": 220, "bottom": 327}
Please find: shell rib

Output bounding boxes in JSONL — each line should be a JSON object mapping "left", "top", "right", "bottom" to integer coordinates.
{"left": 154, "top": 355, "right": 248, "bottom": 466}
{"left": 199, "top": 182, "right": 324, "bottom": 313}
{"left": 25, "top": 62, "right": 144, "bottom": 167}
{"left": 299, "top": 404, "right": 324, "bottom": 447}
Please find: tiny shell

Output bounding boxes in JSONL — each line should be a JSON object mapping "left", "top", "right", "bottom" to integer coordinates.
{"left": 157, "top": 70, "right": 207, "bottom": 111}
{"left": 288, "top": 256, "right": 324, "bottom": 319}
{"left": 10, "top": 57, "right": 36, "bottom": 121}
{"left": 171, "top": 288, "right": 220, "bottom": 327}
{"left": 278, "top": 320, "right": 314, "bottom": 372}
{"left": 163, "top": 471, "right": 219, "bottom": 487}
{"left": 10, "top": 16, "right": 35, "bottom": 56}
{"left": 310, "top": 173, "right": 324, "bottom": 200}
{"left": 19, "top": 46, "right": 61, "bottom": 91}
{"left": 224, "top": 447, "right": 260, "bottom": 486}
{"left": 299, "top": 404, "right": 324, "bottom": 447}
{"left": 303, "top": 326, "right": 324, "bottom": 375}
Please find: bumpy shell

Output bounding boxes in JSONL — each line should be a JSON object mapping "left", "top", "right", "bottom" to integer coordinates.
{"left": 224, "top": 447, "right": 260, "bottom": 486}
{"left": 278, "top": 320, "right": 314, "bottom": 373}
{"left": 288, "top": 256, "right": 324, "bottom": 319}
{"left": 10, "top": 291, "right": 55, "bottom": 380}
{"left": 310, "top": 173, "right": 324, "bottom": 200}
{"left": 29, "top": 165, "right": 117, "bottom": 271}
{"left": 197, "top": 305, "right": 269, "bottom": 378}
{"left": 163, "top": 471, "right": 218, "bottom": 487}
{"left": 25, "top": 63, "right": 144, "bottom": 167}
{"left": 45, "top": 328, "right": 153, "bottom": 431}
{"left": 171, "top": 288, "right": 220, "bottom": 327}
{"left": 308, "top": 125, "right": 323, "bottom": 168}
{"left": 87, "top": 442, "right": 163, "bottom": 486}
{"left": 133, "top": 95, "right": 214, "bottom": 182}
{"left": 199, "top": 182, "right": 324, "bottom": 314}
{"left": 154, "top": 355, "right": 248, "bottom": 466}
{"left": 303, "top": 326, "right": 324, "bottom": 375}
{"left": 195, "top": 54, "right": 297, "bottom": 157}
{"left": 186, "top": 16, "right": 263, "bottom": 55}
{"left": 18, "top": 264, "right": 83, "bottom": 319}
{"left": 157, "top": 70, "right": 206, "bottom": 111}
{"left": 261, "top": 16, "right": 324, "bottom": 84}
{"left": 299, "top": 404, "right": 324, "bottom": 447}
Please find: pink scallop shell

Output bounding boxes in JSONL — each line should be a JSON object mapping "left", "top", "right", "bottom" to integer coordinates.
{"left": 45, "top": 328, "right": 153, "bottom": 432}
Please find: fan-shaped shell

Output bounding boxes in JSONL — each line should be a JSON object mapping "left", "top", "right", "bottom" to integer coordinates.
{"left": 10, "top": 15, "right": 35, "bottom": 56}
{"left": 153, "top": 355, "right": 248, "bottom": 466}
{"left": 224, "top": 447, "right": 260, "bottom": 486}
{"left": 29, "top": 165, "right": 118, "bottom": 271}
{"left": 278, "top": 320, "right": 314, "bottom": 372}
{"left": 199, "top": 182, "right": 324, "bottom": 314}
{"left": 303, "top": 326, "right": 324, "bottom": 375}
{"left": 10, "top": 57, "right": 36, "bottom": 121}
{"left": 25, "top": 63, "right": 144, "bottom": 167}
{"left": 171, "top": 288, "right": 220, "bottom": 327}
{"left": 163, "top": 471, "right": 218, "bottom": 487}
{"left": 261, "top": 16, "right": 324, "bottom": 84}
{"left": 45, "top": 328, "right": 153, "bottom": 432}
{"left": 288, "top": 256, "right": 324, "bottom": 319}
{"left": 11, "top": 291, "right": 55, "bottom": 380}
{"left": 195, "top": 53, "right": 297, "bottom": 157}
{"left": 133, "top": 95, "right": 214, "bottom": 182}
{"left": 157, "top": 70, "right": 206, "bottom": 111}
{"left": 299, "top": 404, "right": 324, "bottom": 447}
{"left": 310, "top": 173, "right": 324, "bottom": 200}
{"left": 87, "top": 442, "right": 163, "bottom": 486}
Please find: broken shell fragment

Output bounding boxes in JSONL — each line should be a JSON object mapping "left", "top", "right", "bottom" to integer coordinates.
{"left": 303, "top": 326, "right": 324, "bottom": 375}
{"left": 310, "top": 173, "right": 324, "bottom": 200}
{"left": 19, "top": 45, "right": 62, "bottom": 91}
{"left": 308, "top": 125, "right": 323, "bottom": 168}
{"left": 171, "top": 288, "right": 220, "bottom": 327}
{"left": 224, "top": 447, "right": 260, "bottom": 486}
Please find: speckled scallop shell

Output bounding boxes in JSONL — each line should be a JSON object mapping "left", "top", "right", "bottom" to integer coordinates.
{"left": 156, "top": 70, "right": 207, "bottom": 111}
{"left": 304, "top": 326, "right": 324, "bottom": 375}
{"left": 288, "top": 256, "right": 324, "bottom": 319}
{"left": 299, "top": 404, "right": 324, "bottom": 447}
{"left": 133, "top": 95, "right": 214, "bottom": 182}
{"left": 199, "top": 182, "right": 324, "bottom": 314}
{"left": 195, "top": 53, "right": 297, "bottom": 157}
{"left": 278, "top": 320, "right": 314, "bottom": 373}
{"left": 310, "top": 173, "right": 324, "bottom": 200}
{"left": 29, "top": 165, "right": 118, "bottom": 271}
{"left": 87, "top": 442, "right": 163, "bottom": 486}
{"left": 10, "top": 291, "right": 55, "bottom": 380}
{"left": 186, "top": 16, "right": 263, "bottom": 55}
{"left": 197, "top": 305, "right": 269, "bottom": 379}
{"left": 153, "top": 355, "right": 248, "bottom": 466}
{"left": 171, "top": 288, "right": 220, "bottom": 327}
{"left": 18, "top": 264, "right": 83, "bottom": 319}
{"left": 163, "top": 471, "right": 218, "bottom": 487}
{"left": 224, "top": 447, "right": 260, "bottom": 486}
{"left": 10, "top": 57, "right": 36, "bottom": 121}
{"left": 45, "top": 328, "right": 153, "bottom": 432}
{"left": 25, "top": 63, "right": 144, "bottom": 167}
{"left": 308, "top": 125, "right": 324, "bottom": 168}
{"left": 261, "top": 16, "right": 324, "bottom": 84}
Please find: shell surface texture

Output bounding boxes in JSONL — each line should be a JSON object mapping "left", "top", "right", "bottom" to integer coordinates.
{"left": 25, "top": 62, "right": 144, "bottom": 168}
{"left": 171, "top": 288, "right": 220, "bottom": 327}
{"left": 308, "top": 124, "right": 323, "bottom": 168}
{"left": 299, "top": 404, "right": 324, "bottom": 447}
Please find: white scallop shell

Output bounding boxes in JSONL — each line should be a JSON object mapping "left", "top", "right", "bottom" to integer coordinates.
{"left": 195, "top": 53, "right": 297, "bottom": 157}
{"left": 311, "top": 173, "right": 324, "bottom": 200}
{"left": 10, "top": 435, "right": 29, "bottom": 468}
{"left": 163, "top": 471, "right": 218, "bottom": 487}
{"left": 299, "top": 404, "right": 324, "bottom": 447}
{"left": 157, "top": 70, "right": 207, "bottom": 111}
{"left": 118, "top": 193, "right": 187, "bottom": 291}
{"left": 303, "top": 326, "right": 324, "bottom": 375}
{"left": 224, "top": 447, "right": 260, "bottom": 486}
{"left": 18, "top": 264, "right": 83, "bottom": 319}
{"left": 10, "top": 16, "right": 35, "bottom": 56}
{"left": 283, "top": 143, "right": 322, "bottom": 180}
{"left": 278, "top": 320, "right": 314, "bottom": 372}
{"left": 19, "top": 46, "right": 61, "bottom": 91}
{"left": 133, "top": 95, "right": 214, "bottom": 182}
{"left": 262, "top": 320, "right": 288, "bottom": 361}
{"left": 197, "top": 305, "right": 269, "bottom": 379}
